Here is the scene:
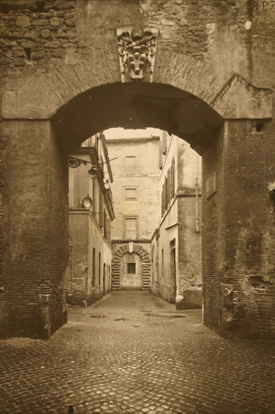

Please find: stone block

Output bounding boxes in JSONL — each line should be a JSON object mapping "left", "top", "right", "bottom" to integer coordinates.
{"left": 40, "top": 29, "right": 51, "bottom": 38}
{"left": 0, "top": 56, "right": 12, "bottom": 66}
{"left": 32, "top": 49, "right": 45, "bottom": 60}
{"left": 175, "top": 295, "right": 184, "bottom": 310}
{"left": 212, "top": 75, "right": 273, "bottom": 119}
{"left": 2, "top": 76, "right": 60, "bottom": 119}
{"left": 56, "top": 29, "right": 66, "bottom": 38}
{"left": 24, "top": 31, "right": 37, "bottom": 39}
{"left": 65, "top": 18, "right": 76, "bottom": 27}
{"left": 12, "top": 46, "right": 25, "bottom": 58}
{"left": 50, "top": 17, "right": 62, "bottom": 27}
{"left": 9, "top": 31, "right": 22, "bottom": 39}
{"left": 19, "top": 40, "right": 35, "bottom": 49}
{"left": 178, "top": 290, "right": 202, "bottom": 309}
{"left": 38, "top": 294, "right": 50, "bottom": 306}
{"left": 67, "top": 29, "right": 77, "bottom": 39}
{"left": 33, "top": 19, "right": 49, "bottom": 26}
{"left": 44, "top": 40, "right": 60, "bottom": 48}
{"left": 16, "top": 15, "right": 30, "bottom": 27}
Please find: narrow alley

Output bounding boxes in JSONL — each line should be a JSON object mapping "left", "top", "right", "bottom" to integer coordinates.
{"left": 0, "top": 291, "right": 274, "bottom": 414}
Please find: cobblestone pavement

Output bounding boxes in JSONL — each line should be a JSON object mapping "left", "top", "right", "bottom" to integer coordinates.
{"left": 0, "top": 291, "right": 275, "bottom": 414}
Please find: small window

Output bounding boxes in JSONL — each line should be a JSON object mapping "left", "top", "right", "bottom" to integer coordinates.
{"left": 125, "top": 187, "right": 137, "bottom": 200}
{"left": 99, "top": 252, "right": 101, "bottom": 285}
{"left": 127, "top": 263, "right": 136, "bottom": 274}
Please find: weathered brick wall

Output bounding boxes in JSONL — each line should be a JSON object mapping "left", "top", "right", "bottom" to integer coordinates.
{"left": 222, "top": 119, "right": 275, "bottom": 338}
{"left": 178, "top": 196, "right": 202, "bottom": 308}
{"left": 203, "top": 118, "right": 275, "bottom": 338}
{"left": 0, "top": 0, "right": 78, "bottom": 336}
{"left": 1, "top": 120, "right": 68, "bottom": 338}
{"left": 202, "top": 127, "right": 225, "bottom": 333}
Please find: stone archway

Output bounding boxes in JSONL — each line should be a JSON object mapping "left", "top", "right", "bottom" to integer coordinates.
{"left": 1, "top": 47, "right": 274, "bottom": 339}
{"left": 112, "top": 245, "right": 151, "bottom": 291}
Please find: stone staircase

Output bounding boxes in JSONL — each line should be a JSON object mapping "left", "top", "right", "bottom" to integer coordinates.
{"left": 142, "top": 262, "right": 151, "bottom": 290}
{"left": 111, "top": 259, "right": 121, "bottom": 290}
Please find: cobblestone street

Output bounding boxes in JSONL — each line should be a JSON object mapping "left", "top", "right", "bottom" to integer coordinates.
{"left": 0, "top": 291, "right": 275, "bottom": 414}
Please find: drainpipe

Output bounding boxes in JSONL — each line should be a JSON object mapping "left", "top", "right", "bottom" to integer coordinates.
{"left": 195, "top": 176, "right": 200, "bottom": 233}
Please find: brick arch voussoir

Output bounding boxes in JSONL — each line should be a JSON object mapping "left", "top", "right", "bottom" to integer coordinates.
{"left": 3, "top": 48, "right": 272, "bottom": 121}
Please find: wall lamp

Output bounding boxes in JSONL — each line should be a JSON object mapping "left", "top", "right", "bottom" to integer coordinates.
{"left": 68, "top": 156, "right": 98, "bottom": 175}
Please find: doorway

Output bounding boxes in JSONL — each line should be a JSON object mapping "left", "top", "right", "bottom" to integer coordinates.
{"left": 170, "top": 239, "right": 176, "bottom": 303}
{"left": 120, "top": 253, "right": 142, "bottom": 290}
{"left": 103, "top": 264, "right": 106, "bottom": 296}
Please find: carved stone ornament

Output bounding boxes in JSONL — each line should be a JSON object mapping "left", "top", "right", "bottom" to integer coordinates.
{"left": 129, "top": 241, "right": 134, "bottom": 253}
{"left": 117, "top": 27, "right": 158, "bottom": 82}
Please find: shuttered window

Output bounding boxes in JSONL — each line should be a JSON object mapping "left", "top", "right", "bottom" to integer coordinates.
{"left": 125, "top": 218, "right": 137, "bottom": 240}
{"left": 161, "top": 158, "right": 176, "bottom": 216}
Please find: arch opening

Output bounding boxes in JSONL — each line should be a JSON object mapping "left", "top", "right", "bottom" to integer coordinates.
{"left": 3, "top": 70, "right": 274, "bottom": 340}
{"left": 51, "top": 82, "right": 223, "bottom": 155}
{"left": 51, "top": 80, "right": 221, "bottom": 336}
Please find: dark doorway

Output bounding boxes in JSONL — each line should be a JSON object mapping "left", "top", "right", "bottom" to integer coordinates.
{"left": 103, "top": 264, "right": 106, "bottom": 296}
{"left": 170, "top": 239, "right": 176, "bottom": 303}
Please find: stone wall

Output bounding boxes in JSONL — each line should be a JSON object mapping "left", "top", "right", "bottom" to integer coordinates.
{"left": 0, "top": 0, "right": 78, "bottom": 70}
{"left": 68, "top": 211, "right": 112, "bottom": 305}
{"left": 0, "top": 0, "right": 275, "bottom": 87}
{"left": 153, "top": 137, "right": 202, "bottom": 308}
{"left": 2, "top": 1, "right": 274, "bottom": 86}
{"left": 178, "top": 196, "right": 202, "bottom": 308}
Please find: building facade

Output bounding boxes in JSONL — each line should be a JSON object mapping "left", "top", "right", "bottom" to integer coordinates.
{"left": 67, "top": 133, "right": 115, "bottom": 306}
{"left": 151, "top": 134, "right": 202, "bottom": 309}
{"left": 106, "top": 135, "right": 161, "bottom": 291}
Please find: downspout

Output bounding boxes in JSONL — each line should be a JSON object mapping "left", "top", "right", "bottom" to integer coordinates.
{"left": 195, "top": 156, "right": 200, "bottom": 233}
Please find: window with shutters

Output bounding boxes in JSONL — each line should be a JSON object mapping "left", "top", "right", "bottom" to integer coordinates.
{"left": 171, "top": 158, "right": 175, "bottom": 198}
{"left": 161, "top": 183, "right": 165, "bottom": 216}
{"left": 99, "top": 193, "right": 104, "bottom": 227}
{"left": 124, "top": 217, "right": 138, "bottom": 240}
{"left": 166, "top": 172, "right": 170, "bottom": 206}
{"left": 161, "top": 158, "right": 176, "bottom": 216}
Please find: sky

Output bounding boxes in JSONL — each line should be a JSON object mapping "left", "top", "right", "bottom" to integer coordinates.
{"left": 104, "top": 127, "right": 162, "bottom": 139}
